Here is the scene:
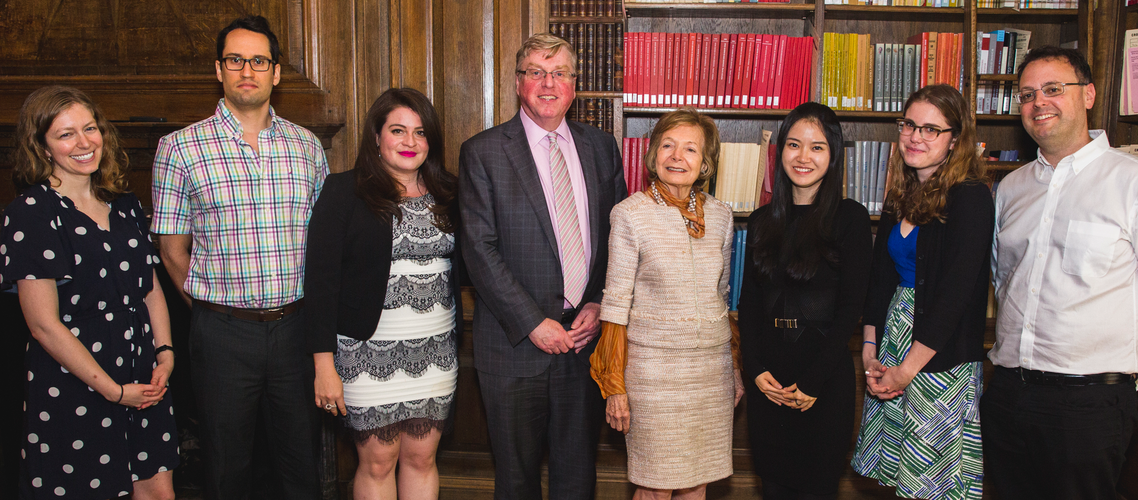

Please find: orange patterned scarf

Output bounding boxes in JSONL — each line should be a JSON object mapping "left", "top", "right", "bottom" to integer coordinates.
{"left": 651, "top": 180, "right": 706, "bottom": 239}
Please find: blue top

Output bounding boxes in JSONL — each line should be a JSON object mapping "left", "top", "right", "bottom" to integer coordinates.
{"left": 887, "top": 223, "right": 918, "bottom": 288}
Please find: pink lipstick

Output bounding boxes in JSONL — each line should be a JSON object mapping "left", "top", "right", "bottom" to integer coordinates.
{"left": 398, "top": 151, "right": 417, "bottom": 158}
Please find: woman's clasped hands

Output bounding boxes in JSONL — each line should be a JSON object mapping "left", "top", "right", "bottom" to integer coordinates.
{"left": 755, "top": 371, "right": 816, "bottom": 412}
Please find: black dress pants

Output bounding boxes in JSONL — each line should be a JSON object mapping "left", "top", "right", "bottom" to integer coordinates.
{"left": 189, "top": 305, "right": 319, "bottom": 500}
{"left": 981, "top": 366, "right": 1138, "bottom": 500}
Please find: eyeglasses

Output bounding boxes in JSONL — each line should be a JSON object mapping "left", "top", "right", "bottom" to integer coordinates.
{"left": 516, "top": 68, "right": 577, "bottom": 83}
{"left": 896, "top": 119, "right": 954, "bottom": 141}
{"left": 1014, "top": 82, "right": 1088, "bottom": 104}
{"left": 220, "top": 56, "right": 275, "bottom": 72}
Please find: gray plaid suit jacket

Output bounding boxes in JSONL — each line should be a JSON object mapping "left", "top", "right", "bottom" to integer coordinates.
{"left": 459, "top": 113, "right": 626, "bottom": 377}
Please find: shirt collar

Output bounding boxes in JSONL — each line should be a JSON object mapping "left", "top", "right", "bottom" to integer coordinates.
{"left": 519, "top": 110, "right": 571, "bottom": 151}
{"left": 1034, "top": 129, "right": 1108, "bottom": 180}
{"left": 216, "top": 98, "right": 279, "bottom": 139}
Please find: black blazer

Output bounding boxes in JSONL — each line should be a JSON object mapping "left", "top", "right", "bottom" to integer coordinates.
{"left": 459, "top": 113, "right": 626, "bottom": 377}
{"left": 303, "top": 170, "right": 463, "bottom": 354}
{"left": 862, "top": 181, "right": 993, "bottom": 372}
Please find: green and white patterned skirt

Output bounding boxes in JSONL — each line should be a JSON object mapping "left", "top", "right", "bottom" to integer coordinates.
{"left": 850, "top": 286, "right": 983, "bottom": 500}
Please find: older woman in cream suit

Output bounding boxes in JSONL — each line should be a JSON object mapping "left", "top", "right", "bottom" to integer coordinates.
{"left": 591, "top": 108, "right": 744, "bottom": 500}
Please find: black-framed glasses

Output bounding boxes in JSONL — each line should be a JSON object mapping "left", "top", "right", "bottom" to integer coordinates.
{"left": 220, "top": 56, "right": 275, "bottom": 72}
{"left": 1014, "top": 82, "right": 1088, "bottom": 104}
{"left": 896, "top": 119, "right": 954, "bottom": 141}
{"left": 516, "top": 68, "right": 577, "bottom": 83}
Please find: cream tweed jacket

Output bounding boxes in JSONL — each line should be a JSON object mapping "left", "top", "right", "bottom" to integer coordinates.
{"left": 599, "top": 190, "right": 734, "bottom": 349}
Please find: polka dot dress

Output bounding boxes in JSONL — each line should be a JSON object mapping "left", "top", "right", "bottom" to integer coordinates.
{"left": 0, "top": 185, "right": 178, "bottom": 499}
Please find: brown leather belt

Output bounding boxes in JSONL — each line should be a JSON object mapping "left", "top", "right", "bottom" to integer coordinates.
{"left": 194, "top": 299, "right": 304, "bottom": 322}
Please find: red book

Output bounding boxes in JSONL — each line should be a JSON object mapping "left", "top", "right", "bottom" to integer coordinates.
{"left": 748, "top": 34, "right": 766, "bottom": 108}
{"left": 627, "top": 33, "right": 638, "bottom": 106}
{"left": 697, "top": 34, "right": 712, "bottom": 107}
{"left": 763, "top": 35, "right": 780, "bottom": 108}
{"left": 758, "top": 34, "right": 774, "bottom": 109}
{"left": 760, "top": 142, "right": 776, "bottom": 207}
{"left": 715, "top": 34, "right": 730, "bottom": 108}
{"left": 723, "top": 34, "right": 739, "bottom": 108}
{"left": 669, "top": 34, "right": 678, "bottom": 106}
{"left": 663, "top": 33, "right": 676, "bottom": 106}
{"left": 685, "top": 33, "right": 699, "bottom": 106}
{"left": 907, "top": 32, "right": 929, "bottom": 89}
{"left": 935, "top": 32, "right": 951, "bottom": 85}
{"left": 706, "top": 34, "right": 721, "bottom": 108}
{"left": 650, "top": 33, "right": 663, "bottom": 106}
{"left": 771, "top": 35, "right": 788, "bottom": 109}
{"left": 735, "top": 34, "right": 756, "bottom": 109}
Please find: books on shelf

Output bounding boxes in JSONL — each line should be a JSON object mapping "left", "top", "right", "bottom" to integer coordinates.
{"left": 1120, "top": 29, "right": 1138, "bottom": 116}
{"left": 621, "top": 137, "right": 651, "bottom": 195}
{"left": 623, "top": 32, "right": 813, "bottom": 110}
{"left": 843, "top": 141, "right": 894, "bottom": 215}
{"left": 976, "top": 28, "right": 1030, "bottom": 116}
{"left": 568, "top": 98, "right": 615, "bottom": 134}
{"left": 713, "top": 133, "right": 773, "bottom": 212}
{"left": 985, "top": 150, "right": 1021, "bottom": 162}
{"left": 728, "top": 223, "right": 748, "bottom": 312}
{"left": 631, "top": 0, "right": 790, "bottom": 3}
{"left": 974, "top": 0, "right": 1077, "bottom": 7}
{"left": 550, "top": 0, "right": 622, "bottom": 17}
{"left": 825, "top": 32, "right": 962, "bottom": 112}
{"left": 824, "top": 0, "right": 959, "bottom": 5}
{"left": 550, "top": 23, "right": 624, "bottom": 94}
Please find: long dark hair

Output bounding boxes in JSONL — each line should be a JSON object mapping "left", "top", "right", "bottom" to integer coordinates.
{"left": 354, "top": 88, "right": 456, "bottom": 232}
{"left": 15, "top": 85, "right": 129, "bottom": 202}
{"left": 750, "top": 102, "right": 845, "bottom": 281}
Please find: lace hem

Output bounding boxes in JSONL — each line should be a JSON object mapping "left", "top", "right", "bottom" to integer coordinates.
{"left": 384, "top": 273, "right": 454, "bottom": 312}
{"left": 343, "top": 394, "right": 454, "bottom": 444}
{"left": 336, "top": 330, "right": 457, "bottom": 383}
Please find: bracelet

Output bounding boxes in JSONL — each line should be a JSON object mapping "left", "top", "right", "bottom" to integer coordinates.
{"left": 154, "top": 345, "right": 174, "bottom": 357}
{"left": 863, "top": 341, "right": 877, "bottom": 346}
{"left": 116, "top": 384, "right": 124, "bottom": 404}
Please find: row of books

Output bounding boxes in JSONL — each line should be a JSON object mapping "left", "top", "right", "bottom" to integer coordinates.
{"left": 713, "top": 135, "right": 773, "bottom": 212}
{"left": 621, "top": 138, "right": 652, "bottom": 195}
{"left": 728, "top": 223, "right": 748, "bottom": 311}
{"left": 975, "top": 0, "right": 1078, "bottom": 6}
{"left": 822, "top": 32, "right": 964, "bottom": 113}
{"left": 976, "top": 28, "right": 1030, "bottom": 115}
{"left": 986, "top": 150, "right": 1021, "bottom": 162}
{"left": 1120, "top": 29, "right": 1138, "bottom": 116}
{"left": 550, "top": 23, "right": 624, "bottom": 93}
{"left": 550, "top": 0, "right": 622, "bottom": 17}
{"left": 844, "top": 141, "right": 894, "bottom": 216}
{"left": 825, "top": 0, "right": 959, "bottom": 5}
{"left": 568, "top": 98, "right": 616, "bottom": 134}
{"left": 623, "top": 32, "right": 814, "bottom": 110}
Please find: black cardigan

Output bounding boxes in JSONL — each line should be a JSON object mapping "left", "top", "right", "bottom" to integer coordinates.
{"left": 303, "top": 170, "right": 463, "bottom": 354}
{"left": 863, "top": 181, "right": 993, "bottom": 373}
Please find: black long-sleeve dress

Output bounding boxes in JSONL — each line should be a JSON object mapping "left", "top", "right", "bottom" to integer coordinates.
{"left": 738, "top": 199, "right": 872, "bottom": 494}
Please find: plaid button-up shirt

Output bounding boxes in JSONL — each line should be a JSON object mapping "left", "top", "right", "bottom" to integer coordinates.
{"left": 152, "top": 100, "right": 328, "bottom": 309}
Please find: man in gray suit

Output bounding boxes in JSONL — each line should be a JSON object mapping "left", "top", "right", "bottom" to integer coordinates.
{"left": 459, "top": 33, "right": 627, "bottom": 499}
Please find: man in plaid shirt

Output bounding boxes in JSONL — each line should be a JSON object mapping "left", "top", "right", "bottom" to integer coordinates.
{"left": 151, "top": 15, "right": 328, "bottom": 500}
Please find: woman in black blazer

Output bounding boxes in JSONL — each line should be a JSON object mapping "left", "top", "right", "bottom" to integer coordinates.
{"left": 304, "top": 88, "right": 460, "bottom": 499}
{"left": 850, "top": 84, "right": 993, "bottom": 500}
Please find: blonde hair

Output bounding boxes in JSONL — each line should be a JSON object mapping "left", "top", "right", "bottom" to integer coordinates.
{"left": 515, "top": 33, "right": 577, "bottom": 74}
{"left": 14, "top": 86, "right": 129, "bottom": 202}
{"left": 643, "top": 108, "right": 721, "bottom": 192}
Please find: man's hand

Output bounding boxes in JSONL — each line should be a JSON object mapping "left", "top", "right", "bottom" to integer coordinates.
{"left": 568, "top": 302, "right": 601, "bottom": 352}
{"left": 529, "top": 318, "right": 574, "bottom": 354}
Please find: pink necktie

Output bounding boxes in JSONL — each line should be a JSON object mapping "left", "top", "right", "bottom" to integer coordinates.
{"left": 548, "top": 132, "right": 587, "bottom": 307}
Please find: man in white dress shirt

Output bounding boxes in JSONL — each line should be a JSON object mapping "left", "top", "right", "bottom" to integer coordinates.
{"left": 985, "top": 46, "right": 1138, "bottom": 500}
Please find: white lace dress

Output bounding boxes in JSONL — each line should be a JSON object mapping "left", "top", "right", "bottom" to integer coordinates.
{"left": 334, "top": 194, "right": 457, "bottom": 442}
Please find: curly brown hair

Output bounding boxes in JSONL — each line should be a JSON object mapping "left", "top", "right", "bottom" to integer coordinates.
{"left": 14, "top": 86, "right": 129, "bottom": 202}
{"left": 884, "top": 84, "right": 986, "bottom": 225}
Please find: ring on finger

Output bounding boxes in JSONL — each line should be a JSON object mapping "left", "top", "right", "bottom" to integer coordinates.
{"left": 324, "top": 403, "right": 335, "bottom": 411}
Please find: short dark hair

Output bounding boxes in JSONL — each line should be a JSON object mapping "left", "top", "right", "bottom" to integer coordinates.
{"left": 216, "top": 15, "right": 281, "bottom": 63}
{"left": 1017, "top": 46, "right": 1092, "bottom": 85}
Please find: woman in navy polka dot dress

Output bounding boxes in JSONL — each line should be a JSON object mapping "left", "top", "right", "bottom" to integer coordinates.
{"left": 0, "top": 86, "right": 178, "bottom": 499}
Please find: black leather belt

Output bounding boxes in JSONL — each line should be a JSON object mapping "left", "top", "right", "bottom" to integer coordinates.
{"left": 1003, "top": 367, "right": 1138, "bottom": 387}
{"left": 194, "top": 299, "right": 304, "bottom": 322}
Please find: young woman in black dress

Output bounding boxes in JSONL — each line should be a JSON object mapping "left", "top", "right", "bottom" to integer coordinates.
{"left": 739, "top": 102, "right": 873, "bottom": 500}
{"left": 1, "top": 86, "right": 178, "bottom": 499}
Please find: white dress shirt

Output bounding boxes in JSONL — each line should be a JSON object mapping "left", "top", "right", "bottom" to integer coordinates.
{"left": 991, "top": 130, "right": 1138, "bottom": 375}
